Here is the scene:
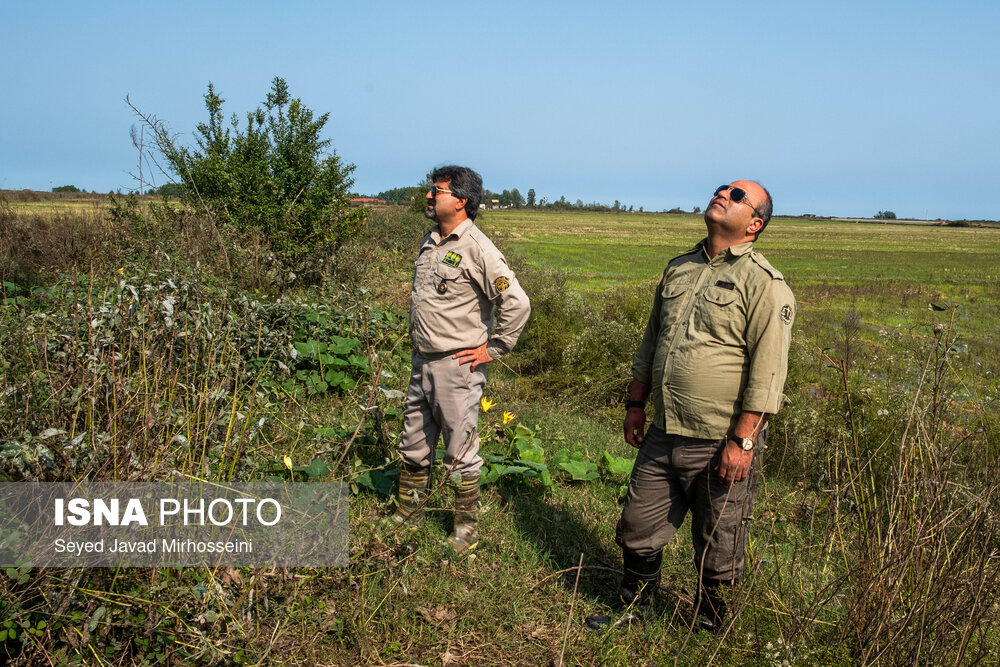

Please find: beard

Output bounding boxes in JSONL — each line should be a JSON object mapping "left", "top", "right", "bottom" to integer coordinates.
{"left": 424, "top": 204, "right": 436, "bottom": 220}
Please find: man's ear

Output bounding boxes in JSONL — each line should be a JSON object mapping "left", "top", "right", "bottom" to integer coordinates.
{"left": 454, "top": 198, "right": 468, "bottom": 214}
{"left": 747, "top": 217, "right": 764, "bottom": 237}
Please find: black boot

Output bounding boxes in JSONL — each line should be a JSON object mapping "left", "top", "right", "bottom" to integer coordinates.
{"left": 585, "top": 551, "right": 662, "bottom": 631}
{"left": 695, "top": 579, "right": 728, "bottom": 634}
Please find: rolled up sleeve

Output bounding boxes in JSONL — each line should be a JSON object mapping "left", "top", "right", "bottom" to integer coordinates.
{"left": 742, "top": 279, "right": 795, "bottom": 414}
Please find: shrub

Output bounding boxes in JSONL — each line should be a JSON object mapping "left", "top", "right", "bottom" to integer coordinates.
{"left": 132, "top": 77, "right": 366, "bottom": 277}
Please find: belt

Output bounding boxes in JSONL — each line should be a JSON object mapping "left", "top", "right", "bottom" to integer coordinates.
{"left": 416, "top": 349, "right": 461, "bottom": 361}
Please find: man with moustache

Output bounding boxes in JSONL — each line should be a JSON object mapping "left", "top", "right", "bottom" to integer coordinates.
{"left": 587, "top": 180, "right": 795, "bottom": 633}
{"left": 389, "top": 165, "right": 530, "bottom": 554}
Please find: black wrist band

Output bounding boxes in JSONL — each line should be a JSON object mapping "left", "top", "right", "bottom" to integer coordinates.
{"left": 625, "top": 400, "right": 645, "bottom": 410}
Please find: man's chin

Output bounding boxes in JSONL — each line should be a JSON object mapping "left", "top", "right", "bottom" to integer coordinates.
{"left": 423, "top": 207, "right": 436, "bottom": 220}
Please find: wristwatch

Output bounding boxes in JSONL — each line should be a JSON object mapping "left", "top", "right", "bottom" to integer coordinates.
{"left": 730, "top": 435, "right": 754, "bottom": 451}
{"left": 625, "top": 400, "right": 645, "bottom": 410}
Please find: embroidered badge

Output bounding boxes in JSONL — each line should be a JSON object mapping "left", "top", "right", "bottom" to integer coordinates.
{"left": 437, "top": 280, "right": 448, "bottom": 294}
{"left": 780, "top": 304, "right": 794, "bottom": 325}
{"left": 494, "top": 276, "right": 510, "bottom": 292}
{"left": 715, "top": 280, "right": 736, "bottom": 290}
{"left": 442, "top": 251, "right": 463, "bottom": 267}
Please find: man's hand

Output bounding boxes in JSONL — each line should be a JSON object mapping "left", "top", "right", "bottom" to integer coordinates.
{"left": 715, "top": 439, "right": 753, "bottom": 484}
{"left": 453, "top": 342, "right": 493, "bottom": 371}
{"left": 624, "top": 408, "right": 646, "bottom": 448}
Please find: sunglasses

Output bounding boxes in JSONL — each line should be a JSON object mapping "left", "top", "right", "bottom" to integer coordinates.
{"left": 714, "top": 185, "right": 759, "bottom": 214}
{"left": 429, "top": 185, "right": 454, "bottom": 197}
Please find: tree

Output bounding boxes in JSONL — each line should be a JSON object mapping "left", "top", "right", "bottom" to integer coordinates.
{"left": 133, "top": 77, "right": 364, "bottom": 271}
{"left": 526, "top": 188, "right": 536, "bottom": 207}
{"left": 613, "top": 200, "right": 621, "bottom": 212}
{"left": 510, "top": 188, "right": 525, "bottom": 208}
{"left": 52, "top": 185, "right": 80, "bottom": 193}
{"left": 377, "top": 186, "right": 425, "bottom": 205}
{"left": 875, "top": 210, "right": 897, "bottom": 220}
{"left": 147, "top": 183, "right": 185, "bottom": 197}
{"left": 693, "top": 206, "right": 701, "bottom": 214}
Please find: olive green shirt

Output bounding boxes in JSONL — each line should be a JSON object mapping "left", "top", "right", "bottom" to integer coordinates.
{"left": 632, "top": 239, "right": 795, "bottom": 439}
{"left": 410, "top": 218, "right": 531, "bottom": 358}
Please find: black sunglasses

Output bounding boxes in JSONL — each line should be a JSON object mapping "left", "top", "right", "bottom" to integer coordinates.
{"left": 714, "top": 185, "right": 759, "bottom": 214}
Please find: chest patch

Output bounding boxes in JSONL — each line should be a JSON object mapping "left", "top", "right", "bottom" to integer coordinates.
{"left": 715, "top": 280, "right": 736, "bottom": 290}
{"left": 442, "top": 251, "right": 463, "bottom": 267}
{"left": 494, "top": 276, "right": 510, "bottom": 292}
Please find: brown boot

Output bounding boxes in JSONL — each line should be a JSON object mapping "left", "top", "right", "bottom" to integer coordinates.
{"left": 389, "top": 464, "right": 430, "bottom": 529}
{"left": 447, "top": 472, "right": 480, "bottom": 554}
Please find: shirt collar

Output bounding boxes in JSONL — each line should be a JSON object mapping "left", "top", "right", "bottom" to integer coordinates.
{"left": 695, "top": 238, "right": 754, "bottom": 262}
{"left": 429, "top": 218, "right": 473, "bottom": 244}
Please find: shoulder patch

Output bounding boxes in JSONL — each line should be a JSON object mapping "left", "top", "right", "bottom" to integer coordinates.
{"left": 749, "top": 251, "right": 784, "bottom": 280}
{"left": 779, "top": 303, "right": 794, "bottom": 325}
{"left": 494, "top": 276, "right": 510, "bottom": 292}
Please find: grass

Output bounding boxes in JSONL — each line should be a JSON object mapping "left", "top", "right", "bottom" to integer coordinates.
{"left": 2, "top": 201, "right": 999, "bottom": 665}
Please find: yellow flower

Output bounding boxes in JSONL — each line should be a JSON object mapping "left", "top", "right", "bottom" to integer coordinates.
{"left": 480, "top": 397, "right": 496, "bottom": 412}
{"left": 503, "top": 411, "right": 515, "bottom": 424}
{"left": 283, "top": 455, "right": 293, "bottom": 470}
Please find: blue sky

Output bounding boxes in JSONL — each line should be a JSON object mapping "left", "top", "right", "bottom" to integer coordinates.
{"left": 3, "top": 1, "right": 998, "bottom": 219}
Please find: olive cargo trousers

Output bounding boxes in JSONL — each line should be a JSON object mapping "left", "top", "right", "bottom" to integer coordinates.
{"left": 615, "top": 426, "right": 761, "bottom": 582}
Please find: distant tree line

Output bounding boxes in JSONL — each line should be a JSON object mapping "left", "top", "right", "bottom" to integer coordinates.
{"left": 372, "top": 182, "right": 696, "bottom": 214}
{"left": 145, "top": 183, "right": 186, "bottom": 197}
{"left": 875, "top": 210, "right": 897, "bottom": 220}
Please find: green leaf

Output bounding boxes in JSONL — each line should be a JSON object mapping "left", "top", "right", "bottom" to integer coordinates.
{"left": 516, "top": 439, "right": 546, "bottom": 464}
{"left": 327, "top": 336, "right": 361, "bottom": 355}
{"left": 294, "top": 340, "right": 320, "bottom": 357}
{"left": 294, "top": 458, "right": 332, "bottom": 479}
{"left": 600, "top": 451, "right": 634, "bottom": 476}
{"left": 558, "top": 459, "right": 599, "bottom": 482}
{"left": 354, "top": 469, "right": 394, "bottom": 496}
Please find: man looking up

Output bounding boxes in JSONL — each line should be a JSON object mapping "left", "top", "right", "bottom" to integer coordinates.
{"left": 587, "top": 180, "right": 794, "bottom": 633}
{"left": 389, "top": 165, "right": 531, "bottom": 554}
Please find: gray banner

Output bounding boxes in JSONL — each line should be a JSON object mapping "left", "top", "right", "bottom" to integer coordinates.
{"left": 0, "top": 482, "right": 348, "bottom": 567}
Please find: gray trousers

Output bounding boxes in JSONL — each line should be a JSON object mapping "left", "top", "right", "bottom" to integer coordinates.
{"left": 398, "top": 351, "right": 486, "bottom": 475}
{"left": 615, "top": 426, "right": 761, "bottom": 582}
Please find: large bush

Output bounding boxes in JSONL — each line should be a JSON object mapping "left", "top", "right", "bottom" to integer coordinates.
{"left": 136, "top": 77, "right": 365, "bottom": 274}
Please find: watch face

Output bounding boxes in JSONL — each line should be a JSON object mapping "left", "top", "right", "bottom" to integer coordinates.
{"left": 740, "top": 438, "right": 754, "bottom": 451}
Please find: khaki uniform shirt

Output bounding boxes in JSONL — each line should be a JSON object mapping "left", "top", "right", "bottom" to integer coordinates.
{"left": 632, "top": 239, "right": 795, "bottom": 439}
{"left": 410, "top": 218, "right": 531, "bottom": 358}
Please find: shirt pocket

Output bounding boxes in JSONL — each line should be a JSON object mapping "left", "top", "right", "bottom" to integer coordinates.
{"left": 658, "top": 282, "right": 690, "bottom": 336}
{"left": 413, "top": 249, "right": 438, "bottom": 296}
{"left": 433, "top": 263, "right": 465, "bottom": 301}
{"left": 695, "top": 286, "right": 744, "bottom": 342}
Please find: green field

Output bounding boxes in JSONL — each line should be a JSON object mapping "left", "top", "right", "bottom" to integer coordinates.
{"left": 481, "top": 209, "right": 1000, "bottom": 289}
